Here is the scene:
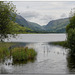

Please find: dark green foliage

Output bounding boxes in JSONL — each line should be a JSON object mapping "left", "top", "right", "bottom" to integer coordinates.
{"left": 66, "top": 10, "right": 75, "bottom": 54}
{"left": 67, "top": 52, "right": 75, "bottom": 72}
{"left": 67, "top": 29, "right": 75, "bottom": 52}
{"left": 0, "top": 1, "right": 16, "bottom": 41}
{"left": 66, "top": 16, "right": 75, "bottom": 33}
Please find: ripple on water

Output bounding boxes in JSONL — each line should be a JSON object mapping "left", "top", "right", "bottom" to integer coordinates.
{"left": 0, "top": 42, "right": 71, "bottom": 74}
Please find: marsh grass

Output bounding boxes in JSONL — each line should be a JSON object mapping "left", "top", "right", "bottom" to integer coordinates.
{"left": 0, "top": 42, "right": 16, "bottom": 48}
{"left": 0, "top": 42, "right": 37, "bottom": 63}
{"left": 50, "top": 41, "right": 69, "bottom": 48}
{"left": 0, "top": 42, "right": 16, "bottom": 60}
{"left": 11, "top": 47, "right": 37, "bottom": 62}
{"left": 0, "top": 47, "right": 9, "bottom": 59}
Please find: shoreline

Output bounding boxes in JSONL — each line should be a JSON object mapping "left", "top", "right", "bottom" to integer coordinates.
{"left": 49, "top": 41, "right": 69, "bottom": 48}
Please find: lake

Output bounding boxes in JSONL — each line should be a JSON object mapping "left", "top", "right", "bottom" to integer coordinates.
{"left": 0, "top": 33, "right": 75, "bottom": 74}
{"left": 5, "top": 33, "right": 66, "bottom": 42}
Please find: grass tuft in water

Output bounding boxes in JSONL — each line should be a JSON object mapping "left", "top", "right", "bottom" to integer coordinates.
{"left": 50, "top": 41, "right": 69, "bottom": 48}
{"left": 0, "top": 42, "right": 37, "bottom": 63}
{"left": 11, "top": 47, "right": 37, "bottom": 62}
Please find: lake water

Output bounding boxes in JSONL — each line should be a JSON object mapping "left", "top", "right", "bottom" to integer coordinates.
{"left": 5, "top": 33, "right": 66, "bottom": 42}
{"left": 0, "top": 34, "right": 75, "bottom": 74}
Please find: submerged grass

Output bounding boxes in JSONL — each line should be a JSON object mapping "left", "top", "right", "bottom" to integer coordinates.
{"left": 11, "top": 47, "right": 37, "bottom": 62}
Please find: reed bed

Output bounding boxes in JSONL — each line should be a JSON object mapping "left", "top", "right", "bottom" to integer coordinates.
{"left": 11, "top": 47, "right": 37, "bottom": 62}
{"left": 0, "top": 42, "right": 16, "bottom": 59}
{"left": 0, "top": 42, "right": 37, "bottom": 63}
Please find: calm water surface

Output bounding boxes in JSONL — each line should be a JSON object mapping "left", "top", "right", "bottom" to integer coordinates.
{"left": 5, "top": 33, "right": 66, "bottom": 42}
{"left": 0, "top": 34, "right": 75, "bottom": 74}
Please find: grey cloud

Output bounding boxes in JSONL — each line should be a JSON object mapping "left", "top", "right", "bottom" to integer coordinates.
{"left": 60, "top": 13, "right": 67, "bottom": 18}
{"left": 21, "top": 11, "right": 40, "bottom": 20}
{"left": 40, "top": 15, "right": 54, "bottom": 23}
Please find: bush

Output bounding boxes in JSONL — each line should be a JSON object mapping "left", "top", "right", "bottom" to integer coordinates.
{"left": 66, "top": 10, "right": 75, "bottom": 54}
{"left": 67, "top": 29, "right": 75, "bottom": 52}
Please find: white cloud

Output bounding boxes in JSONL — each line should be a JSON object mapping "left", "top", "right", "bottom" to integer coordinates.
{"left": 21, "top": 11, "right": 40, "bottom": 20}
{"left": 13, "top": 1, "right": 75, "bottom": 25}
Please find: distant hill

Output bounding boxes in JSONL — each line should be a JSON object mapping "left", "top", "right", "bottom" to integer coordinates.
{"left": 43, "top": 18, "right": 69, "bottom": 33}
{"left": 15, "top": 14, "right": 29, "bottom": 27}
{"left": 14, "top": 14, "right": 70, "bottom": 33}
{"left": 27, "top": 21, "right": 45, "bottom": 32}
{"left": 15, "top": 14, "right": 45, "bottom": 32}
{"left": 9, "top": 21, "right": 33, "bottom": 34}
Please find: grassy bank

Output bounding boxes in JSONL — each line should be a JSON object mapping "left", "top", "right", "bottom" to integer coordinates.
{"left": 50, "top": 41, "right": 69, "bottom": 48}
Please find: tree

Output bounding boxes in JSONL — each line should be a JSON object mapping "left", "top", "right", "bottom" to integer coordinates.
{"left": 0, "top": 1, "right": 16, "bottom": 41}
{"left": 66, "top": 9, "right": 75, "bottom": 54}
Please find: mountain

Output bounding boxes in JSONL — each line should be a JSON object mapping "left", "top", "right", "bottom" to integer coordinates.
{"left": 27, "top": 21, "right": 45, "bottom": 32}
{"left": 10, "top": 21, "right": 33, "bottom": 34}
{"left": 15, "top": 14, "right": 29, "bottom": 27}
{"left": 15, "top": 14, "right": 45, "bottom": 32}
{"left": 15, "top": 14, "right": 70, "bottom": 33}
{"left": 44, "top": 18, "right": 69, "bottom": 33}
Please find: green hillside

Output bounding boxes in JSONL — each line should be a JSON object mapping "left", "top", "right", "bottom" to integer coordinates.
{"left": 15, "top": 14, "right": 29, "bottom": 27}
{"left": 27, "top": 21, "right": 45, "bottom": 32}
{"left": 44, "top": 18, "right": 69, "bottom": 33}
{"left": 10, "top": 21, "right": 33, "bottom": 34}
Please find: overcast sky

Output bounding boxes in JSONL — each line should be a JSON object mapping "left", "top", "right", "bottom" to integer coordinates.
{"left": 13, "top": 1, "right": 75, "bottom": 25}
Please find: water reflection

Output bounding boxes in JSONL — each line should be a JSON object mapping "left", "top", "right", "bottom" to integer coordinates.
{"left": 0, "top": 42, "right": 75, "bottom": 74}
{"left": 0, "top": 57, "right": 14, "bottom": 74}
{"left": 13, "top": 59, "right": 35, "bottom": 65}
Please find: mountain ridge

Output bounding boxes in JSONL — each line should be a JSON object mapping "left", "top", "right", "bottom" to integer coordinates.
{"left": 43, "top": 18, "right": 69, "bottom": 33}
{"left": 15, "top": 14, "right": 70, "bottom": 33}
